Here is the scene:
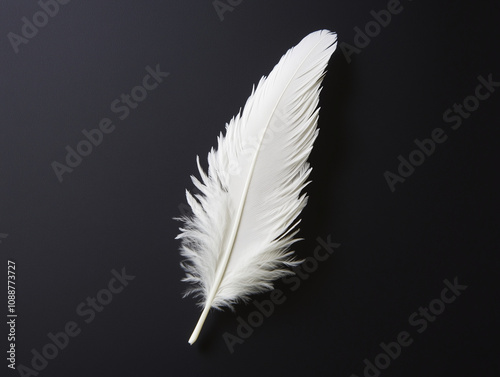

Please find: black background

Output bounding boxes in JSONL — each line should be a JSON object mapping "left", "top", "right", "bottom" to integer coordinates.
{"left": 1, "top": 1, "right": 499, "bottom": 376}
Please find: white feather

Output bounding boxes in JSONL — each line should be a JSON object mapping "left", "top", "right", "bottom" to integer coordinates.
{"left": 176, "top": 30, "right": 337, "bottom": 344}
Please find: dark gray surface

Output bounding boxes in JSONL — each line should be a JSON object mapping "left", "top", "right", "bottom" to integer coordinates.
{"left": 1, "top": 1, "right": 499, "bottom": 376}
